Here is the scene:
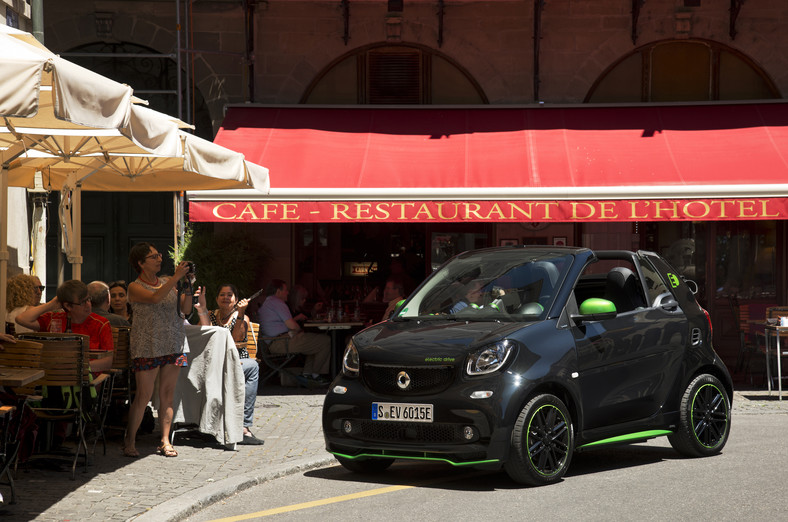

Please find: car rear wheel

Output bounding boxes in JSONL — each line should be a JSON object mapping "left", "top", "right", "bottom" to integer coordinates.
{"left": 336, "top": 456, "right": 394, "bottom": 473}
{"left": 668, "top": 374, "right": 730, "bottom": 457}
{"left": 505, "top": 393, "right": 574, "bottom": 486}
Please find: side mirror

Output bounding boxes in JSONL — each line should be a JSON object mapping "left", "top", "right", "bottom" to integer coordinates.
{"left": 571, "top": 298, "right": 617, "bottom": 324}
{"left": 658, "top": 295, "right": 679, "bottom": 312}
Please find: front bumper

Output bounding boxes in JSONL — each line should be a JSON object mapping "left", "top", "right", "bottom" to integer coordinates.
{"left": 322, "top": 375, "right": 520, "bottom": 467}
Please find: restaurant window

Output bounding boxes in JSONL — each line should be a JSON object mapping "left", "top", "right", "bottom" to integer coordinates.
{"left": 302, "top": 43, "right": 487, "bottom": 104}
{"left": 585, "top": 39, "right": 779, "bottom": 103}
{"left": 713, "top": 221, "right": 776, "bottom": 301}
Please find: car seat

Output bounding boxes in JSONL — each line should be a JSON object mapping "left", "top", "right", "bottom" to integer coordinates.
{"left": 604, "top": 267, "right": 646, "bottom": 313}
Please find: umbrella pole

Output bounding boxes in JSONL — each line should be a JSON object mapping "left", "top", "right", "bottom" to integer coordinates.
{"left": 72, "top": 184, "right": 82, "bottom": 281}
{"left": 0, "top": 165, "right": 8, "bottom": 327}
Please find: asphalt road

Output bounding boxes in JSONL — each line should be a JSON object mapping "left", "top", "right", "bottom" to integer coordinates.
{"left": 186, "top": 410, "right": 787, "bottom": 521}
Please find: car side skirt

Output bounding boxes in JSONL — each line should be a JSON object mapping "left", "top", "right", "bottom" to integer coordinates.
{"left": 576, "top": 429, "right": 673, "bottom": 452}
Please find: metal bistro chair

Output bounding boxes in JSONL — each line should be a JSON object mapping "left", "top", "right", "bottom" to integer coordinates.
{"left": 17, "top": 333, "right": 108, "bottom": 479}
{"left": 254, "top": 324, "right": 301, "bottom": 387}
{"left": 0, "top": 339, "right": 43, "bottom": 504}
{"left": 763, "top": 306, "right": 788, "bottom": 390}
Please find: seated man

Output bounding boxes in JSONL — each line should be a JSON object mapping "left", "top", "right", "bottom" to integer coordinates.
{"left": 88, "top": 280, "right": 131, "bottom": 327}
{"left": 381, "top": 277, "right": 406, "bottom": 321}
{"left": 16, "top": 279, "right": 114, "bottom": 373}
{"left": 450, "top": 280, "right": 504, "bottom": 314}
{"left": 259, "top": 279, "right": 331, "bottom": 385}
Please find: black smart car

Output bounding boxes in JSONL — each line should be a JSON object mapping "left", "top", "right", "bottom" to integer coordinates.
{"left": 322, "top": 246, "right": 732, "bottom": 486}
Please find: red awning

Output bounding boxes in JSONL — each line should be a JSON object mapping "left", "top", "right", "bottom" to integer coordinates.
{"left": 190, "top": 103, "right": 788, "bottom": 222}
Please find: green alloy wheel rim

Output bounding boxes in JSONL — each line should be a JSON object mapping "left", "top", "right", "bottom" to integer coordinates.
{"left": 526, "top": 403, "right": 570, "bottom": 476}
{"left": 691, "top": 383, "right": 729, "bottom": 449}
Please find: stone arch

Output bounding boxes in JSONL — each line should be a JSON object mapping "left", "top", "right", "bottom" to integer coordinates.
{"left": 584, "top": 37, "right": 779, "bottom": 103}
{"left": 45, "top": 15, "right": 230, "bottom": 137}
{"left": 300, "top": 40, "right": 488, "bottom": 105}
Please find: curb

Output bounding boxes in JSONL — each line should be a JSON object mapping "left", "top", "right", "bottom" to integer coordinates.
{"left": 131, "top": 454, "right": 338, "bottom": 522}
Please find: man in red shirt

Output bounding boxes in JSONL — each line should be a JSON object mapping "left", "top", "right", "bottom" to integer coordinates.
{"left": 16, "top": 279, "right": 114, "bottom": 372}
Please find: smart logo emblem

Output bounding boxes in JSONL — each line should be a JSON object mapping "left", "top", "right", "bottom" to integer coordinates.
{"left": 396, "top": 371, "right": 411, "bottom": 390}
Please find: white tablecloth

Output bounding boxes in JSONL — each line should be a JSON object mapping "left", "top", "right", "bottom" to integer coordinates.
{"left": 172, "top": 325, "right": 244, "bottom": 445}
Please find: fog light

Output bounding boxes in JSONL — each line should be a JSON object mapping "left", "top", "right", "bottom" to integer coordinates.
{"left": 463, "top": 426, "right": 475, "bottom": 440}
{"left": 343, "top": 420, "right": 353, "bottom": 434}
{"left": 333, "top": 385, "right": 348, "bottom": 394}
{"left": 470, "top": 390, "right": 493, "bottom": 399}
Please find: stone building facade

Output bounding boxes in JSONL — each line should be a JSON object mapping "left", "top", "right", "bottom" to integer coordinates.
{"left": 6, "top": 1, "right": 787, "bottom": 374}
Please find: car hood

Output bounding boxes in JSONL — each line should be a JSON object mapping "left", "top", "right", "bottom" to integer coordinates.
{"left": 353, "top": 319, "right": 528, "bottom": 365}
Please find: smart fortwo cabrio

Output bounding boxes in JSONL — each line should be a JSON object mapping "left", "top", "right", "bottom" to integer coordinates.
{"left": 322, "top": 246, "right": 732, "bottom": 486}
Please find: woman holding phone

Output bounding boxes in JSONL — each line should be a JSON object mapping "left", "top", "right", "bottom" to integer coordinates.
{"left": 123, "top": 242, "right": 199, "bottom": 458}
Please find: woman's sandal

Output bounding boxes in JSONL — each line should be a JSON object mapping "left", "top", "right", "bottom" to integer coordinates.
{"left": 157, "top": 443, "right": 178, "bottom": 457}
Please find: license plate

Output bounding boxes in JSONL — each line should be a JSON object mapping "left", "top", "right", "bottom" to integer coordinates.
{"left": 372, "top": 402, "right": 433, "bottom": 423}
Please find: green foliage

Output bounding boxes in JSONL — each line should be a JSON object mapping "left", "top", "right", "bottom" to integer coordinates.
{"left": 171, "top": 223, "right": 272, "bottom": 316}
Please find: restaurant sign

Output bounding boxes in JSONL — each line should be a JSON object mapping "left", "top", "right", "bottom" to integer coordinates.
{"left": 189, "top": 198, "right": 788, "bottom": 223}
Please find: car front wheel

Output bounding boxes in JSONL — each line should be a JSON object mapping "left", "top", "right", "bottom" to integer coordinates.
{"left": 505, "top": 393, "right": 574, "bottom": 486}
{"left": 668, "top": 374, "right": 730, "bottom": 457}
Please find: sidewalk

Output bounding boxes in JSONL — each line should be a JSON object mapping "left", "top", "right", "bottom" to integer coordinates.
{"left": 0, "top": 387, "right": 786, "bottom": 521}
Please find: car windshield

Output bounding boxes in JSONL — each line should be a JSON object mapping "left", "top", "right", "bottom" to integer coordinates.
{"left": 397, "top": 248, "right": 574, "bottom": 321}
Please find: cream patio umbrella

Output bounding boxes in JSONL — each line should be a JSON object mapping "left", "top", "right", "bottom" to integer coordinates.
{"left": 0, "top": 25, "right": 269, "bottom": 327}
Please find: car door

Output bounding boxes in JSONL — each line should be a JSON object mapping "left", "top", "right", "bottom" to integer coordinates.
{"left": 571, "top": 260, "right": 688, "bottom": 431}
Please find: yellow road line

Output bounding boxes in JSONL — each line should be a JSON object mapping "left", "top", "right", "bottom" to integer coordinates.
{"left": 207, "top": 469, "right": 488, "bottom": 521}
{"left": 208, "top": 484, "right": 415, "bottom": 521}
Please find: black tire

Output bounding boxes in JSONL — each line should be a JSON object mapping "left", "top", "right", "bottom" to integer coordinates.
{"left": 505, "top": 393, "right": 574, "bottom": 486}
{"left": 336, "top": 456, "right": 394, "bottom": 473}
{"left": 668, "top": 374, "right": 730, "bottom": 458}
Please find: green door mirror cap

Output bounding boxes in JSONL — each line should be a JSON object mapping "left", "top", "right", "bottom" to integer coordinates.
{"left": 579, "top": 298, "right": 616, "bottom": 315}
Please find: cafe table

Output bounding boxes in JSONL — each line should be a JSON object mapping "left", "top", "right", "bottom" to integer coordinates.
{"left": 0, "top": 367, "right": 45, "bottom": 387}
{"left": 303, "top": 321, "right": 364, "bottom": 376}
{"left": 0, "top": 366, "right": 44, "bottom": 503}
{"left": 763, "top": 323, "right": 788, "bottom": 400}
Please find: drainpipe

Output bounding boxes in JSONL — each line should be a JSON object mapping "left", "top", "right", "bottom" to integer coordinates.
{"left": 31, "top": 0, "right": 44, "bottom": 43}
{"left": 31, "top": 1, "right": 48, "bottom": 290}
{"left": 244, "top": 0, "right": 255, "bottom": 102}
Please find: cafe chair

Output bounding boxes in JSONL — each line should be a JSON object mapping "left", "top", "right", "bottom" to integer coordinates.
{"left": 17, "top": 333, "right": 109, "bottom": 479}
{"left": 247, "top": 322, "right": 259, "bottom": 360}
{"left": 255, "top": 327, "right": 301, "bottom": 387}
{"left": 0, "top": 339, "right": 43, "bottom": 504}
{"left": 730, "top": 296, "right": 757, "bottom": 381}
{"left": 104, "top": 327, "right": 132, "bottom": 435}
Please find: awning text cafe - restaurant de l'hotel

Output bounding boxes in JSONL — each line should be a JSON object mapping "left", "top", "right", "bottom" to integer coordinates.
{"left": 189, "top": 102, "right": 788, "bottom": 371}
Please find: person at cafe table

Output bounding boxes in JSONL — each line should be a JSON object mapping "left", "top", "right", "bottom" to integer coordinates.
{"left": 259, "top": 279, "right": 331, "bottom": 386}
{"left": 195, "top": 283, "right": 264, "bottom": 446}
{"left": 16, "top": 279, "right": 114, "bottom": 373}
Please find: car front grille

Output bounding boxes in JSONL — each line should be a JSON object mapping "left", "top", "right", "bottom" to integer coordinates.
{"left": 362, "top": 364, "right": 455, "bottom": 395}
{"left": 356, "top": 420, "right": 466, "bottom": 444}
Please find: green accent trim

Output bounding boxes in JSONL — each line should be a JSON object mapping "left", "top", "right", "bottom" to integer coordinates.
{"left": 667, "top": 273, "right": 680, "bottom": 288}
{"left": 331, "top": 451, "right": 499, "bottom": 467}
{"left": 579, "top": 298, "right": 615, "bottom": 315}
{"left": 579, "top": 429, "right": 673, "bottom": 449}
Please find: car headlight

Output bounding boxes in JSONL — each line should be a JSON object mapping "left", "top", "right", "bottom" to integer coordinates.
{"left": 466, "top": 339, "right": 516, "bottom": 376}
{"left": 342, "top": 340, "right": 359, "bottom": 377}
